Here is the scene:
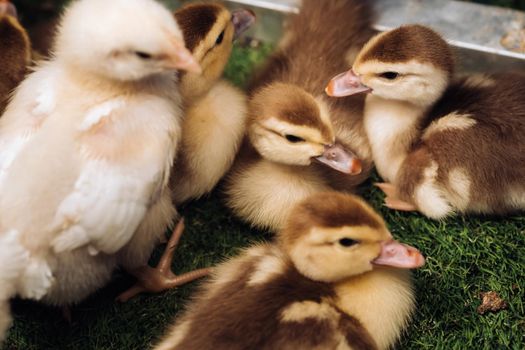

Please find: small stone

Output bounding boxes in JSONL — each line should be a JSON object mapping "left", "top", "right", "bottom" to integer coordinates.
{"left": 477, "top": 291, "right": 508, "bottom": 315}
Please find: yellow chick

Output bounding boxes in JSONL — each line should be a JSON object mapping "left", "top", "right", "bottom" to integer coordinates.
{"left": 225, "top": 0, "right": 375, "bottom": 231}
{"left": 154, "top": 191, "right": 425, "bottom": 350}
{"left": 327, "top": 24, "right": 525, "bottom": 219}
{"left": 0, "top": 0, "right": 31, "bottom": 114}
{"left": 0, "top": 0, "right": 199, "bottom": 339}
{"left": 171, "top": 3, "right": 255, "bottom": 204}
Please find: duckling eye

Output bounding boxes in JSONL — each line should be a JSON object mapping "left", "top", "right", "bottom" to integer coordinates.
{"left": 285, "top": 135, "right": 305, "bottom": 143}
{"left": 135, "top": 51, "right": 153, "bottom": 60}
{"left": 215, "top": 30, "right": 225, "bottom": 46}
{"left": 379, "top": 72, "right": 399, "bottom": 80}
{"left": 338, "top": 238, "right": 358, "bottom": 247}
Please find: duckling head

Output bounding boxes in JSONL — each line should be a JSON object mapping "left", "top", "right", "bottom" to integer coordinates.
{"left": 175, "top": 3, "right": 255, "bottom": 100}
{"left": 249, "top": 83, "right": 362, "bottom": 174}
{"left": 279, "top": 192, "right": 425, "bottom": 283}
{"left": 54, "top": 0, "right": 200, "bottom": 82}
{"left": 326, "top": 25, "right": 454, "bottom": 108}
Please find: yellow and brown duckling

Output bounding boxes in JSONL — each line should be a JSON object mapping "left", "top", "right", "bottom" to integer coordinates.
{"left": 327, "top": 24, "right": 525, "bottom": 219}
{"left": 116, "top": 3, "right": 255, "bottom": 301}
{"left": 225, "top": 0, "right": 375, "bottom": 231}
{"left": 170, "top": 3, "right": 255, "bottom": 204}
{"left": 0, "top": 0, "right": 31, "bottom": 114}
{"left": 154, "top": 191, "right": 425, "bottom": 350}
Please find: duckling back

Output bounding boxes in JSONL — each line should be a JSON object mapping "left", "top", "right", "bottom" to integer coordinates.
{"left": 398, "top": 72, "right": 525, "bottom": 217}
{"left": 251, "top": 0, "right": 375, "bottom": 92}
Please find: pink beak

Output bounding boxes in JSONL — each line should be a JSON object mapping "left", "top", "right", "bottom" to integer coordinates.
{"left": 325, "top": 69, "right": 372, "bottom": 97}
{"left": 314, "top": 143, "right": 362, "bottom": 175}
{"left": 232, "top": 9, "right": 256, "bottom": 40}
{"left": 165, "top": 37, "right": 202, "bottom": 74}
{"left": 372, "top": 240, "right": 425, "bottom": 269}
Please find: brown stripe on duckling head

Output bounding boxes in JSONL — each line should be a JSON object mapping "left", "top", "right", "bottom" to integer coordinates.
{"left": 279, "top": 192, "right": 387, "bottom": 250}
{"left": 359, "top": 24, "right": 454, "bottom": 77}
{"left": 294, "top": 192, "right": 384, "bottom": 230}
{"left": 174, "top": 3, "right": 222, "bottom": 52}
{"left": 251, "top": 83, "right": 333, "bottom": 141}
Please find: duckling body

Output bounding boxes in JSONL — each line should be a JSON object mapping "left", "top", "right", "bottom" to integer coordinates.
{"left": 0, "top": 1, "right": 31, "bottom": 114}
{"left": 154, "top": 192, "right": 424, "bottom": 350}
{"left": 225, "top": 0, "right": 375, "bottom": 231}
{"left": 327, "top": 25, "right": 525, "bottom": 219}
{"left": 170, "top": 3, "right": 253, "bottom": 204}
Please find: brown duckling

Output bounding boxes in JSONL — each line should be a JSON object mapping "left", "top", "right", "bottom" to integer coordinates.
{"left": 154, "top": 191, "right": 425, "bottom": 350}
{"left": 327, "top": 24, "right": 525, "bottom": 219}
{"left": 225, "top": 0, "right": 375, "bottom": 232}
{"left": 0, "top": 0, "right": 31, "bottom": 114}
{"left": 171, "top": 2, "right": 255, "bottom": 204}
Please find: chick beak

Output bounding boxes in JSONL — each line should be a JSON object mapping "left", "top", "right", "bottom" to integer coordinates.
{"left": 0, "top": 0, "right": 17, "bottom": 18}
{"left": 314, "top": 143, "right": 362, "bottom": 175}
{"left": 325, "top": 69, "right": 372, "bottom": 97}
{"left": 232, "top": 9, "right": 256, "bottom": 40}
{"left": 372, "top": 240, "right": 425, "bottom": 269}
{"left": 165, "top": 37, "right": 201, "bottom": 74}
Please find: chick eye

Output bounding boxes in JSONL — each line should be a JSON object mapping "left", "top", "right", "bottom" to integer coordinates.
{"left": 379, "top": 72, "right": 399, "bottom": 80}
{"left": 285, "top": 135, "right": 305, "bottom": 143}
{"left": 135, "top": 51, "right": 153, "bottom": 60}
{"left": 338, "top": 238, "right": 358, "bottom": 247}
{"left": 215, "top": 30, "right": 225, "bottom": 46}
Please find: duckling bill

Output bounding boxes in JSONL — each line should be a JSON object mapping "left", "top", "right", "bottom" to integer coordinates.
{"left": 154, "top": 192, "right": 424, "bottom": 350}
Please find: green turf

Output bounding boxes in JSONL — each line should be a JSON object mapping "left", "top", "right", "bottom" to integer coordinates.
{"left": 3, "top": 42, "right": 525, "bottom": 350}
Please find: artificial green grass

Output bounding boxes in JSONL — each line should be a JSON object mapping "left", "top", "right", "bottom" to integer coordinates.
{"left": 3, "top": 43, "right": 525, "bottom": 350}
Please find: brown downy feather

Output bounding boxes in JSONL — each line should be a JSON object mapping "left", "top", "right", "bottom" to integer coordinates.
{"left": 0, "top": 14, "right": 31, "bottom": 114}
{"left": 174, "top": 3, "right": 221, "bottom": 52}
{"left": 398, "top": 72, "right": 525, "bottom": 215}
{"left": 357, "top": 24, "right": 454, "bottom": 78}
{"left": 250, "top": 0, "right": 375, "bottom": 93}
{"left": 156, "top": 254, "right": 353, "bottom": 350}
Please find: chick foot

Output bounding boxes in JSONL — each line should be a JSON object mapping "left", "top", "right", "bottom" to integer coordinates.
{"left": 375, "top": 182, "right": 417, "bottom": 212}
{"left": 117, "top": 218, "right": 211, "bottom": 302}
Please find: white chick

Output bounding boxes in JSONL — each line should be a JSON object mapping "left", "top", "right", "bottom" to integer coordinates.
{"left": 0, "top": 0, "right": 199, "bottom": 341}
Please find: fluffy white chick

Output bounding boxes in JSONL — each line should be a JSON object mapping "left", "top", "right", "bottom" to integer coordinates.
{"left": 0, "top": 0, "right": 199, "bottom": 340}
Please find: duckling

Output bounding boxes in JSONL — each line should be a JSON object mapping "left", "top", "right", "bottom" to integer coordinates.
{"left": 0, "top": 0, "right": 31, "bottom": 114}
{"left": 0, "top": 0, "right": 200, "bottom": 336}
{"left": 116, "top": 4, "right": 255, "bottom": 302}
{"left": 225, "top": 0, "right": 375, "bottom": 231}
{"left": 170, "top": 3, "right": 255, "bottom": 204}
{"left": 154, "top": 191, "right": 425, "bottom": 350}
{"left": 326, "top": 24, "right": 525, "bottom": 219}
